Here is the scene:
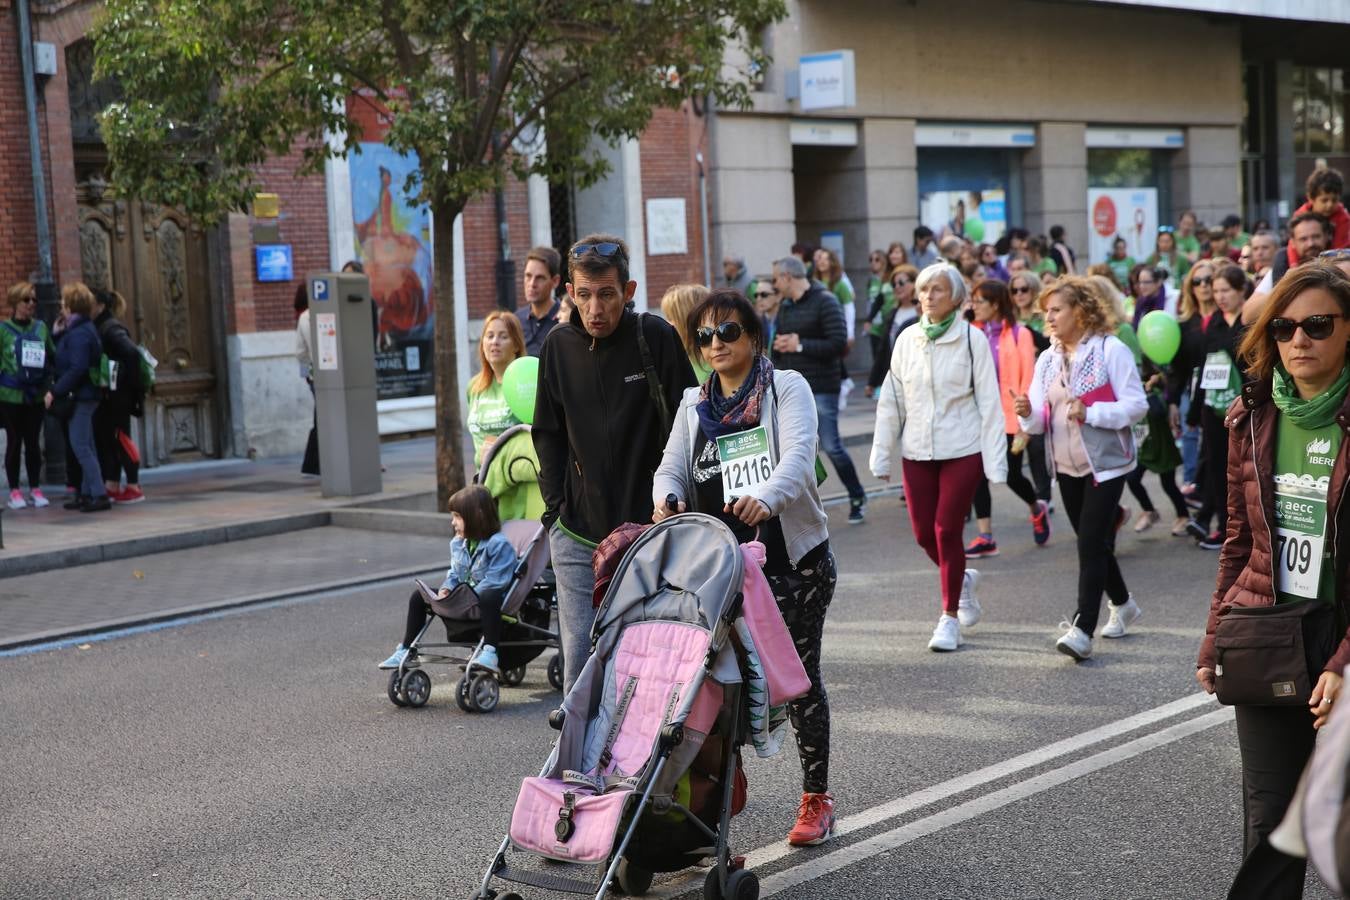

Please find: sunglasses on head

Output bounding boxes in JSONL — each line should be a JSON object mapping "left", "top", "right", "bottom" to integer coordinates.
{"left": 1268, "top": 314, "right": 1343, "bottom": 343}
{"left": 1158, "top": 226, "right": 1176, "bottom": 233}
{"left": 1321, "top": 249, "right": 1350, "bottom": 260}
{"left": 571, "top": 241, "right": 623, "bottom": 260}
{"left": 695, "top": 321, "right": 744, "bottom": 347}
{"left": 1192, "top": 276, "right": 1213, "bottom": 287}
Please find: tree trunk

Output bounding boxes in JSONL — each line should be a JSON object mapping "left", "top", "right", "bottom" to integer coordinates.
{"left": 432, "top": 196, "right": 468, "bottom": 510}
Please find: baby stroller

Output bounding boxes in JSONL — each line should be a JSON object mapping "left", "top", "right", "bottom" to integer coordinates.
{"left": 385, "top": 517, "right": 561, "bottom": 713}
{"left": 474, "top": 513, "right": 784, "bottom": 900}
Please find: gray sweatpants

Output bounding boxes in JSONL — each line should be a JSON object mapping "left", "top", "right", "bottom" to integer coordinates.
{"left": 548, "top": 523, "right": 598, "bottom": 692}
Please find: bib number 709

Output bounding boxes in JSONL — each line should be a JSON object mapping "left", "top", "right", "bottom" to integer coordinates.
{"left": 1275, "top": 532, "right": 1314, "bottom": 575}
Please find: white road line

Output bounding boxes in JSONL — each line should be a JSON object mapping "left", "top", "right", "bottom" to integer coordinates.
{"left": 759, "top": 706, "right": 1234, "bottom": 895}
{"left": 648, "top": 692, "right": 1216, "bottom": 897}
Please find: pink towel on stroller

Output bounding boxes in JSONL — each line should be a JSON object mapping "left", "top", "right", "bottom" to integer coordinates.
{"left": 738, "top": 542, "right": 810, "bottom": 706}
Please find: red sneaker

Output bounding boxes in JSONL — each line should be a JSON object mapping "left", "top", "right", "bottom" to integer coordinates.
{"left": 787, "top": 792, "right": 836, "bottom": 846}
{"left": 117, "top": 485, "right": 145, "bottom": 504}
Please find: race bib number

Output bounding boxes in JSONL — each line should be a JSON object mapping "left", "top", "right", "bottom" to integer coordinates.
{"left": 1273, "top": 474, "right": 1329, "bottom": 600}
{"left": 1200, "top": 352, "right": 1232, "bottom": 390}
{"left": 20, "top": 340, "right": 44, "bottom": 369}
{"left": 716, "top": 426, "right": 773, "bottom": 506}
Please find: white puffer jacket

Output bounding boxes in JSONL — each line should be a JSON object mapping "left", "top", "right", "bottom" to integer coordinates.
{"left": 869, "top": 320, "right": 1008, "bottom": 483}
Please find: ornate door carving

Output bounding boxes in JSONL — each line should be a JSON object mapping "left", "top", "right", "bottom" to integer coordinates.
{"left": 77, "top": 173, "right": 218, "bottom": 463}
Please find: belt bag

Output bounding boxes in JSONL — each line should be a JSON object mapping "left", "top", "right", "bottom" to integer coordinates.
{"left": 1213, "top": 599, "right": 1336, "bottom": 707}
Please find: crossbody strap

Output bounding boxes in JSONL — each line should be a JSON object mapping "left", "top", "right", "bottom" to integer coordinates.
{"left": 635, "top": 313, "right": 672, "bottom": 428}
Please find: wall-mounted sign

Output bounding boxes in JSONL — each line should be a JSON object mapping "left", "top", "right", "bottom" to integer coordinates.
{"left": 915, "top": 123, "right": 1036, "bottom": 148}
{"left": 789, "top": 119, "right": 859, "bottom": 147}
{"left": 1088, "top": 187, "right": 1159, "bottom": 265}
{"left": 646, "top": 198, "right": 688, "bottom": 256}
{"left": 799, "top": 50, "right": 856, "bottom": 111}
{"left": 1085, "top": 127, "right": 1185, "bottom": 149}
{"left": 255, "top": 244, "right": 293, "bottom": 282}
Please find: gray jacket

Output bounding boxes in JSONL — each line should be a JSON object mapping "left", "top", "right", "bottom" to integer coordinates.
{"left": 652, "top": 368, "right": 829, "bottom": 567}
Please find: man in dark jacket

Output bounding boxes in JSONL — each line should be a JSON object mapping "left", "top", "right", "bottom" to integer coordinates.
{"left": 533, "top": 233, "right": 696, "bottom": 690}
{"left": 769, "top": 255, "right": 867, "bottom": 522}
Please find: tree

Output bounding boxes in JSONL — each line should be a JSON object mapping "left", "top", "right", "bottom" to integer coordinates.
{"left": 94, "top": 0, "right": 784, "bottom": 506}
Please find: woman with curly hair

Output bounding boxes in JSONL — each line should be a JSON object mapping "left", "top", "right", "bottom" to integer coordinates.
{"left": 1014, "top": 277, "right": 1147, "bottom": 660}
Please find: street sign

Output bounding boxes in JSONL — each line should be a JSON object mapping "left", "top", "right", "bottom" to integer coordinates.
{"left": 254, "top": 244, "right": 293, "bottom": 282}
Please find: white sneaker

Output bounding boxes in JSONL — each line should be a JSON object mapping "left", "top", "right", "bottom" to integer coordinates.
{"left": 1056, "top": 618, "right": 1093, "bottom": 661}
{"left": 7, "top": 490, "right": 26, "bottom": 510}
{"left": 928, "top": 614, "right": 962, "bottom": 652}
{"left": 957, "top": 569, "right": 981, "bottom": 628}
{"left": 838, "top": 377, "right": 854, "bottom": 412}
{"left": 29, "top": 489, "right": 48, "bottom": 508}
{"left": 1101, "top": 595, "right": 1141, "bottom": 638}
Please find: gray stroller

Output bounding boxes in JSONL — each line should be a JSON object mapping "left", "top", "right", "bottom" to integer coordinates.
{"left": 472, "top": 513, "right": 761, "bottom": 900}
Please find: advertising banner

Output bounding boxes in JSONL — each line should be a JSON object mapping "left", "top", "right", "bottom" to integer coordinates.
{"left": 1087, "top": 187, "right": 1158, "bottom": 269}
{"left": 919, "top": 190, "right": 1007, "bottom": 245}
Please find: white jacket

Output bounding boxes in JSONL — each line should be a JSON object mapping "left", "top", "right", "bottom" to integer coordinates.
{"left": 1017, "top": 333, "right": 1148, "bottom": 483}
{"left": 869, "top": 320, "right": 1007, "bottom": 483}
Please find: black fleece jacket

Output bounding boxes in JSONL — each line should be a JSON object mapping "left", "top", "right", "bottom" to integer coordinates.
{"left": 532, "top": 306, "right": 696, "bottom": 545}
{"left": 769, "top": 283, "right": 847, "bottom": 395}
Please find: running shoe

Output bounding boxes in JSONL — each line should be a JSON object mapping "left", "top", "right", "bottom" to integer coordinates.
{"left": 117, "top": 486, "right": 145, "bottom": 504}
{"left": 1056, "top": 617, "right": 1093, "bottom": 661}
{"left": 787, "top": 792, "right": 836, "bottom": 846}
{"left": 957, "top": 569, "right": 981, "bottom": 628}
{"left": 29, "top": 489, "right": 48, "bottom": 508}
{"left": 378, "top": 644, "right": 413, "bottom": 670}
{"left": 1101, "top": 595, "right": 1141, "bottom": 638}
{"left": 1170, "top": 517, "right": 1192, "bottom": 537}
{"left": 1133, "top": 510, "right": 1160, "bottom": 533}
{"left": 965, "top": 535, "right": 999, "bottom": 558}
{"left": 848, "top": 497, "right": 866, "bottom": 524}
{"left": 7, "top": 489, "right": 26, "bottom": 510}
{"left": 1198, "top": 530, "right": 1224, "bottom": 551}
{"left": 928, "top": 614, "right": 962, "bottom": 652}
{"left": 1030, "top": 501, "right": 1051, "bottom": 546}
{"left": 1184, "top": 518, "right": 1209, "bottom": 542}
{"left": 469, "top": 644, "right": 501, "bottom": 675}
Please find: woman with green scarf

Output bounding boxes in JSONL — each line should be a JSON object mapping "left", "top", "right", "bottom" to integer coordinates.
{"left": 1196, "top": 261, "right": 1350, "bottom": 898}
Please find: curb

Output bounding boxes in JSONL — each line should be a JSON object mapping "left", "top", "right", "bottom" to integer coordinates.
{"left": 0, "top": 559, "right": 450, "bottom": 652}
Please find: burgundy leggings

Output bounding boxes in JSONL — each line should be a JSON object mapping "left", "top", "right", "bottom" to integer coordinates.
{"left": 901, "top": 453, "right": 984, "bottom": 614}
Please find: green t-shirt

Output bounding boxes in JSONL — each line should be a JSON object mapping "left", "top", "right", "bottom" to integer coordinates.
{"left": 0, "top": 317, "right": 54, "bottom": 405}
{"left": 830, "top": 279, "right": 854, "bottom": 309}
{"left": 1176, "top": 233, "right": 1202, "bottom": 260}
{"left": 1273, "top": 417, "right": 1342, "bottom": 604}
{"left": 866, "top": 277, "right": 896, "bottom": 339}
{"left": 1034, "top": 258, "right": 1059, "bottom": 277}
{"left": 1106, "top": 256, "right": 1136, "bottom": 291}
{"left": 467, "top": 379, "right": 521, "bottom": 466}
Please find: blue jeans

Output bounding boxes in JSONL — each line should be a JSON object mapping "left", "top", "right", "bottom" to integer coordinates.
{"left": 813, "top": 392, "right": 865, "bottom": 501}
{"left": 1180, "top": 393, "right": 1200, "bottom": 485}
{"left": 548, "top": 523, "right": 598, "bottom": 693}
{"left": 69, "top": 400, "right": 106, "bottom": 498}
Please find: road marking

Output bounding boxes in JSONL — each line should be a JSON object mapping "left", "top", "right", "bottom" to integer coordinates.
{"left": 758, "top": 706, "right": 1233, "bottom": 895}
{"left": 648, "top": 692, "right": 1216, "bottom": 897}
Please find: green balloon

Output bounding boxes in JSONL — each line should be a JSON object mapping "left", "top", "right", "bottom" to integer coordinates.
{"left": 964, "top": 217, "right": 985, "bottom": 242}
{"left": 1137, "top": 310, "right": 1182, "bottom": 366}
{"left": 501, "top": 356, "right": 539, "bottom": 425}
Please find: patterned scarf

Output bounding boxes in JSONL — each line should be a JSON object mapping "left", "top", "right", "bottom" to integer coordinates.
{"left": 697, "top": 353, "right": 773, "bottom": 439}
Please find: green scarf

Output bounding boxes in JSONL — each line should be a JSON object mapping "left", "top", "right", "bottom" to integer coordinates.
{"left": 921, "top": 310, "right": 957, "bottom": 341}
{"left": 1272, "top": 363, "right": 1350, "bottom": 429}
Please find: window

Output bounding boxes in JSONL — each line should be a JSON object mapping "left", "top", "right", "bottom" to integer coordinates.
{"left": 1291, "top": 66, "right": 1349, "bottom": 154}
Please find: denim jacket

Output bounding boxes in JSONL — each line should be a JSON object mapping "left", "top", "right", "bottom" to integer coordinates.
{"left": 441, "top": 532, "right": 517, "bottom": 595}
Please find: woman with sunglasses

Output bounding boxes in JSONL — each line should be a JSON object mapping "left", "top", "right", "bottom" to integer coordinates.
{"left": 965, "top": 280, "right": 1050, "bottom": 558}
{"left": 865, "top": 250, "right": 896, "bottom": 367}
{"left": 1008, "top": 270, "right": 1055, "bottom": 508}
{"left": 1, "top": 282, "right": 54, "bottom": 509}
{"left": 1197, "top": 262, "right": 1350, "bottom": 898}
{"left": 1175, "top": 265, "right": 1250, "bottom": 550}
{"left": 866, "top": 264, "right": 919, "bottom": 398}
{"left": 652, "top": 288, "right": 838, "bottom": 848}
{"left": 1169, "top": 261, "right": 1216, "bottom": 494}
{"left": 871, "top": 263, "right": 1007, "bottom": 652}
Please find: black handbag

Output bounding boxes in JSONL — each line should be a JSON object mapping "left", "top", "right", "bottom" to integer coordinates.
{"left": 1213, "top": 598, "right": 1337, "bottom": 706}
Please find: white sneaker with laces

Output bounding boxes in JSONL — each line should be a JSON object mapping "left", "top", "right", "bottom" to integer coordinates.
{"left": 957, "top": 569, "right": 981, "bottom": 628}
{"left": 7, "top": 490, "right": 26, "bottom": 510}
{"left": 1101, "top": 595, "right": 1141, "bottom": 638}
{"left": 1056, "top": 618, "right": 1093, "bottom": 661}
{"left": 928, "top": 614, "right": 962, "bottom": 652}
{"left": 469, "top": 644, "right": 501, "bottom": 674}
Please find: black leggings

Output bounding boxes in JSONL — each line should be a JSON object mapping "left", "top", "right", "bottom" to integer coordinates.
{"left": 94, "top": 398, "right": 140, "bottom": 486}
{"left": 402, "top": 586, "right": 506, "bottom": 648}
{"left": 1195, "top": 405, "right": 1229, "bottom": 534}
{"left": 765, "top": 548, "right": 836, "bottom": 795}
{"left": 1027, "top": 434, "right": 1052, "bottom": 502}
{"left": 1126, "top": 466, "right": 1188, "bottom": 518}
{"left": 0, "top": 401, "right": 43, "bottom": 490}
{"left": 973, "top": 433, "right": 1040, "bottom": 519}
{"left": 1056, "top": 472, "right": 1129, "bottom": 635}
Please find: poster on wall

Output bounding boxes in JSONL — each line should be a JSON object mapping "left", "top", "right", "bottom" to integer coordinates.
{"left": 348, "top": 142, "right": 435, "bottom": 400}
{"left": 919, "top": 190, "right": 1006, "bottom": 245}
{"left": 1087, "top": 188, "right": 1158, "bottom": 268}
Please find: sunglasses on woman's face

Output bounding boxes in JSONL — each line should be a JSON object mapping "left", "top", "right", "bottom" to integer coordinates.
{"left": 695, "top": 321, "right": 744, "bottom": 347}
{"left": 1268, "top": 314, "right": 1343, "bottom": 342}
{"left": 754, "top": 290, "right": 774, "bottom": 300}
{"left": 1011, "top": 285, "right": 1031, "bottom": 295}
{"left": 1192, "top": 276, "right": 1213, "bottom": 287}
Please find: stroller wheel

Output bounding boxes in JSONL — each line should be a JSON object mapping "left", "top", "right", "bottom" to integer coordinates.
{"left": 724, "top": 869, "right": 758, "bottom": 900}
{"left": 469, "top": 672, "right": 500, "bottom": 713}
{"left": 455, "top": 675, "right": 475, "bottom": 713}
{"left": 616, "top": 859, "right": 653, "bottom": 896}
{"left": 503, "top": 666, "right": 526, "bottom": 687}
{"left": 547, "top": 654, "right": 564, "bottom": 691}
{"left": 386, "top": 671, "right": 409, "bottom": 707}
{"left": 401, "top": 669, "right": 432, "bottom": 707}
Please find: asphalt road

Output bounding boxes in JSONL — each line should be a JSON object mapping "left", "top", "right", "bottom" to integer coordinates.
{"left": 0, "top": 491, "right": 1337, "bottom": 899}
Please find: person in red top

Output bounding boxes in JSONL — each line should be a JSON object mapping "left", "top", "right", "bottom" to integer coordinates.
{"left": 1293, "top": 167, "right": 1349, "bottom": 252}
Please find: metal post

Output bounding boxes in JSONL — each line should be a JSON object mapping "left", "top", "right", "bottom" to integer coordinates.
{"left": 15, "top": 0, "right": 55, "bottom": 311}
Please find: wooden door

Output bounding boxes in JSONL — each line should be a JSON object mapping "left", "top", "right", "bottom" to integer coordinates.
{"left": 76, "top": 173, "right": 219, "bottom": 464}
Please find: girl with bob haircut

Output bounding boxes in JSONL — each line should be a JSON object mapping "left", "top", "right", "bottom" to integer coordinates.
{"left": 871, "top": 263, "right": 1007, "bottom": 654}
{"left": 1197, "top": 262, "right": 1350, "bottom": 897}
{"left": 466, "top": 310, "right": 527, "bottom": 467}
{"left": 1014, "top": 276, "right": 1147, "bottom": 661}
{"left": 379, "top": 484, "right": 519, "bottom": 675}
{"left": 660, "top": 282, "right": 713, "bottom": 383}
{"left": 652, "top": 288, "right": 840, "bottom": 847}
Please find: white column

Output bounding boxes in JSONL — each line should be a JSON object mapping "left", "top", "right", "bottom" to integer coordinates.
{"left": 453, "top": 213, "right": 470, "bottom": 424}
{"left": 324, "top": 131, "right": 356, "bottom": 270}
{"left": 528, "top": 174, "right": 552, "bottom": 250}
{"left": 621, "top": 137, "right": 648, "bottom": 311}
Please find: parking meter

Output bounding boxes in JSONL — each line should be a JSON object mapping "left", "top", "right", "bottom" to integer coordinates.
{"left": 308, "top": 272, "right": 382, "bottom": 497}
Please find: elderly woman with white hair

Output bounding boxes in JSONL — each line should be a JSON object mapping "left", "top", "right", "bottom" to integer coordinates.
{"left": 870, "top": 262, "right": 1007, "bottom": 652}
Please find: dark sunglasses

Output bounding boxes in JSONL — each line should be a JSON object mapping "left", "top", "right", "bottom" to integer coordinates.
{"left": 1011, "top": 285, "right": 1031, "bottom": 294}
{"left": 1268, "top": 314, "right": 1343, "bottom": 343}
{"left": 571, "top": 241, "right": 623, "bottom": 260}
{"left": 754, "top": 290, "right": 775, "bottom": 299}
{"left": 695, "top": 321, "right": 744, "bottom": 347}
{"left": 1191, "top": 276, "right": 1213, "bottom": 287}
{"left": 892, "top": 278, "right": 912, "bottom": 288}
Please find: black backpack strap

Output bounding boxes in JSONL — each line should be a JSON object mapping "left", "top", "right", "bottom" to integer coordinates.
{"left": 635, "top": 313, "right": 672, "bottom": 428}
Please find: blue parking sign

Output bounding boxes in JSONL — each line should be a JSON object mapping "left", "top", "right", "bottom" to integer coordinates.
{"left": 311, "top": 278, "right": 330, "bottom": 302}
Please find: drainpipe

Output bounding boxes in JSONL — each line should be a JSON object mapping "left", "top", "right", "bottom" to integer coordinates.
{"left": 15, "top": 0, "right": 56, "bottom": 321}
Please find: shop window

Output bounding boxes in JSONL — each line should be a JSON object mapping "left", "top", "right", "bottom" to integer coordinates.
{"left": 1291, "top": 65, "right": 1349, "bottom": 154}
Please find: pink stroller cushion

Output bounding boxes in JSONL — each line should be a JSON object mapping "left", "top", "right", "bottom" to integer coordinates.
{"left": 509, "top": 778, "right": 631, "bottom": 862}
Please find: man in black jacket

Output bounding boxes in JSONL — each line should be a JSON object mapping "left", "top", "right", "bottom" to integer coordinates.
{"left": 533, "top": 234, "right": 696, "bottom": 690}
{"left": 770, "top": 255, "right": 867, "bottom": 522}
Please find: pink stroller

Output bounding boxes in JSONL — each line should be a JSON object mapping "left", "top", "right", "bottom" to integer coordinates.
{"left": 472, "top": 513, "right": 806, "bottom": 900}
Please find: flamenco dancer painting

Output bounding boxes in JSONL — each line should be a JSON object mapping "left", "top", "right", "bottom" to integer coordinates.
{"left": 353, "top": 160, "right": 434, "bottom": 354}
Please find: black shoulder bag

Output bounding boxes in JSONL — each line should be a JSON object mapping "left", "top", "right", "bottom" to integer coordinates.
{"left": 635, "top": 313, "right": 673, "bottom": 432}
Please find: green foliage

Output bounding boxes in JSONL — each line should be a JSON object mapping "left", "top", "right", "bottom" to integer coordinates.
{"left": 94, "top": 0, "right": 785, "bottom": 221}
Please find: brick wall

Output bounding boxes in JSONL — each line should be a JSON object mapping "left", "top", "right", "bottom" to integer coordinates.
{"left": 461, "top": 178, "right": 532, "bottom": 320}
{"left": 240, "top": 150, "right": 331, "bottom": 334}
{"left": 640, "top": 104, "right": 708, "bottom": 307}
{"left": 0, "top": 0, "right": 42, "bottom": 289}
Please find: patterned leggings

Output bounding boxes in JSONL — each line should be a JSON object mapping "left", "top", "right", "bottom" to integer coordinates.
{"left": 765, "top": 549, "right": 836, "bottom": 795}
